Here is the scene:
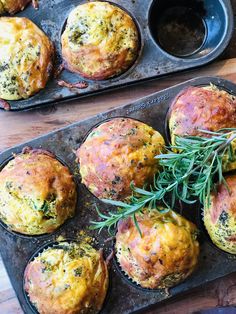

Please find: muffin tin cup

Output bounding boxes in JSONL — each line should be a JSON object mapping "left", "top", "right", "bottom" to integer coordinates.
{"left": 0, "top": 148, "right": 79, "bottom": 240}
{"left": 164, "top": 82, "right": 236, "bottom": 146}
{"left": 197, "top": 206, "right": 236, "bottom": 258}
{"left": 60, "top": 1, "right": 144, "bottom": 85}
{"left": 78, "top": 115, "right": 161, "bottom": 202}
{"left": 23, "top": 239, "right": 112, "bottom": 314}
{"left": 3, "top": 0, "right": 234, "bottom": 110}
{"left": 1, "top": 76, "right": 236, "bottom": 314}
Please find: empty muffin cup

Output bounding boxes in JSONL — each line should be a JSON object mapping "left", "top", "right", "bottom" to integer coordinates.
{"left": 148, "top": 0, "right": 233, "bottom": 59}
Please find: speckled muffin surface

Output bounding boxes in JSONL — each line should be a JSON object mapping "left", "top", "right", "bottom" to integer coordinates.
{"left": 24, "top": 241, "right": 109, "bottom": 314}
{"left": 116, "top": 209, "right": 199, "bottom": 289}
{"left": 0, "top": 149, "right": 77, "bottom": 235}
{"left": 168, "top": 85, "right": 236, "bottom": 171}
{"left": 0, "top": 17, "right": 54, "bottom": 100}
{"left": 61, "top": 1, "right": 139, "bottom": 80}
{"left": 77, "top": 118, "right": 165, "bottom": 200}
{"left": 204, "top": 174, "right": 236, "bottom": 254}
{"left": 0, "top": 0, "right": 31, "bottom": 14}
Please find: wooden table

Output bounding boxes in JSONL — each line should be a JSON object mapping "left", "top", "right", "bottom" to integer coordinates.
{"left": 1, "top": 2, "right": 236, "bottom": 313}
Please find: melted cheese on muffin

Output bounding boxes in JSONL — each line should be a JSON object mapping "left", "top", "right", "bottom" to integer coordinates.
{"left": 77, "top": 118, "right": 165, "bottom": 200}
{"left": 0, "top": 0, "right": 31, "bottom": 14}
{"left": 168, "top": 85, "right": 236, "bottom": 172}
{"left": 61, "top": 1, "right": 139, "bottom": 80}
{"left": 24, "top": 242, "right": 109, "bottom": 314}
{"left": 204, "top": 174, "right": 236, "bottom": 254}
{"left": 116, "top": 209, "right": 199, "bottom": 289}
{"left": 0, "top": 17, "right": 54, "bottom": 100}
{"left": 0, "top": 149, "right": 77, "bottom": 235}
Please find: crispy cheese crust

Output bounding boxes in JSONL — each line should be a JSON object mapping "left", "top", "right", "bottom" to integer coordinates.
{"left": 0, "top": 17, "right": 54, "bottom": 100}
{"left": 0, "top": 149, "right": 77, "bottom": 235}
{"left": 24, "top": 242, "right": 109, "bottom": 314}
{"left": 0, "top": 0, "right": 31, "bottom": 14}
{"left": 61, "top": 1, "right": 139, "bottom": 80}
{"left": 168, "top": 85, "right": 236, "bottom": 171}
{"left": 116, "top": 209, "right": 199, "bottom": 289}
{"left": 77, "top": 118, "right": 165, "bottom": 200}
{"left": 204, "top": 174, "right": 236, "bottom": 254}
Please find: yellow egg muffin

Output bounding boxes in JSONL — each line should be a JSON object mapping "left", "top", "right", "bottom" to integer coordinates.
{"left": 0, "top": 17, "right": 54, "bottom": 100}
{"left": 116, "top": 209, "right": 199, "bottom": 289}
{"left": 168, "top": 85, "right": 236, "bottom": 171}
{"left": 204, "top": 174, "right": 236, "bottom": 254}
{"left": 0, "top": 148, "right": 77, "bottom": 235}
{"left": 24, "top": 241, "right": 109, "bottom": 314}
{"left": 0, "top": 0, "right": 31, "bottom": 14}
{"left": 77, "top": 118, "right": 165, "bottom": 200}
{"left": 61, "top": 1, "right": 139, "bottom": 80}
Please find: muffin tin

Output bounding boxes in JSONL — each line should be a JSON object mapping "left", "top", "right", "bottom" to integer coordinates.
{"left": 0, "top": 76, "right": 236, "bottom": 314}
{"left": 2, "top": 0, "right": 234, "bottom": 111}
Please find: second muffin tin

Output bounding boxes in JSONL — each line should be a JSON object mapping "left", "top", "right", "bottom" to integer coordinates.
{"left": 0, "top": 76, "right": 236, "bottom": 314}
{"left": 3, "top": 0, "right": 234, "bottom": 110}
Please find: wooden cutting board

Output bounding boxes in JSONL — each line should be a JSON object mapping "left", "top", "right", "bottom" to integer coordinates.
{"left": 1, "top": 58, "right": 236, "bottom": 314}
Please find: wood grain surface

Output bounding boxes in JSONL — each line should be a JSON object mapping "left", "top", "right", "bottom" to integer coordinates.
{"left": 1, "top": 1, "right": 236, "bottom": 313}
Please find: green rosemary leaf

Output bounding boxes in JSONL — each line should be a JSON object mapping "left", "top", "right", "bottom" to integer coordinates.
{"left": 133, "top": 213, "right": 142, "bottom": 237}
{"left": 91, "top": 129, "right": 236, "bottom": 232}
{"left": 101, "top": 199, "right": 131, "bottom": 208}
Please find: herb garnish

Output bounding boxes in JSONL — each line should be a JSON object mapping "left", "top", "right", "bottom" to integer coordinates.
{"left": 90, "top": 129, "right": 236, "bottom": 233}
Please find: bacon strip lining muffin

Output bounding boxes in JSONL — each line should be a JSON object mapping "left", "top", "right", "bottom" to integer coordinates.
{"left": 61, "top": 1, "right": 140, "bottom": 80}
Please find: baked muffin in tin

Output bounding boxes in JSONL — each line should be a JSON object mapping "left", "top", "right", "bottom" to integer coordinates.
{"left": 0, "top": 0, "right": 31, "bottom": 14}
{"left": 0, "top": 148, "right": 77, "bottom": 235}
{"left": 61, "top": 1, "right": 140, "bottom": 80}
{"left": 24, "top": 241, "right": 109, "bottom": 314}
{"left": 116, "top": 209, "right": 199, "bottom": 289}
{"left": 0, "top": 17, "right": 54, "bottom": 100}
{"left": 168, "top": 85, "right": 236, "bottom": 171}
{"left": 204, "top": 173, "right": 236, "bottom": 254}
{"left": 77, "top": 117, "right": 165, "bottom": 200}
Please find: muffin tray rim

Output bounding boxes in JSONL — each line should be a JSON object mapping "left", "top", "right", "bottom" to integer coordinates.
{"left": 0, "top": 75, "right": 236, "bottom": 314}
{"left": 1, "top": 0, "right": 234, "bottom": 111}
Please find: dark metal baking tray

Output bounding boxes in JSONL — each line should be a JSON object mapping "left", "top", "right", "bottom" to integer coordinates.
{"left": 0, "top": 76, "right": 235, "bottom": 314}
{"left": 3, "top": 0, "right": 234, "bottom": 111}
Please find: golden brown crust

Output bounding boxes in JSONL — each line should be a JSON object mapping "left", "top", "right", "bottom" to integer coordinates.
{"left": 169, "top": 85, "right": 236, "bottom": 141}
{"left": 0, "top": 17, "right": 54, "bottom": 100}
{"left": 61, "top": 2, "right": 139, "bottom": 80}
{"left": 168, "top": 85, "right": 236, "bottom": 172}
{"left": 24, "top": 242, "right": 109, "bottom": 314}
{"left": 0, "top": 0, "right": 31, "bottom": 14}
{"left": 0, "top": 149, "right": 77, "bottom": 235}
{"left": 116, "top": 209, "right": 199, "bottom": 289}
{"left": 77, "top": 118, "right": 165, "bottom": 200}
{"left": 204, "top": 174, "right": 236, "bottom": 254}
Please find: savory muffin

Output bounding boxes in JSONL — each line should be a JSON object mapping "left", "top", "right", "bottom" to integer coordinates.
{"left": 0, "top": 0, "right": 31, "bottom": 14}
{"left": 77, "top": 118, "right": 165, "bottom": 200}
{"left": 168, "top": 85, "right": 236, "bottom": 171}
{"left": 0, "top": 17, "right": 54, "bottom": 100}
{"left": 204, "top": 174, "right": 236, "bottom": 254}
{"left": 61, "top": 1, "right": 139, "bottom": 80}
{"left": 116, "top": 209, "right": 199, "bottom": 289}
{"left": 0, "top": 148, "right": 77, "bottom": 235}
{"left": 24, "top": 241, "right": 109, "bottom": 314}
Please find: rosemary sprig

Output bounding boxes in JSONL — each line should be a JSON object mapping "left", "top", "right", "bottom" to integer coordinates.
{"left": 90, "top": 129, "right": 236, "bottom": 233}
